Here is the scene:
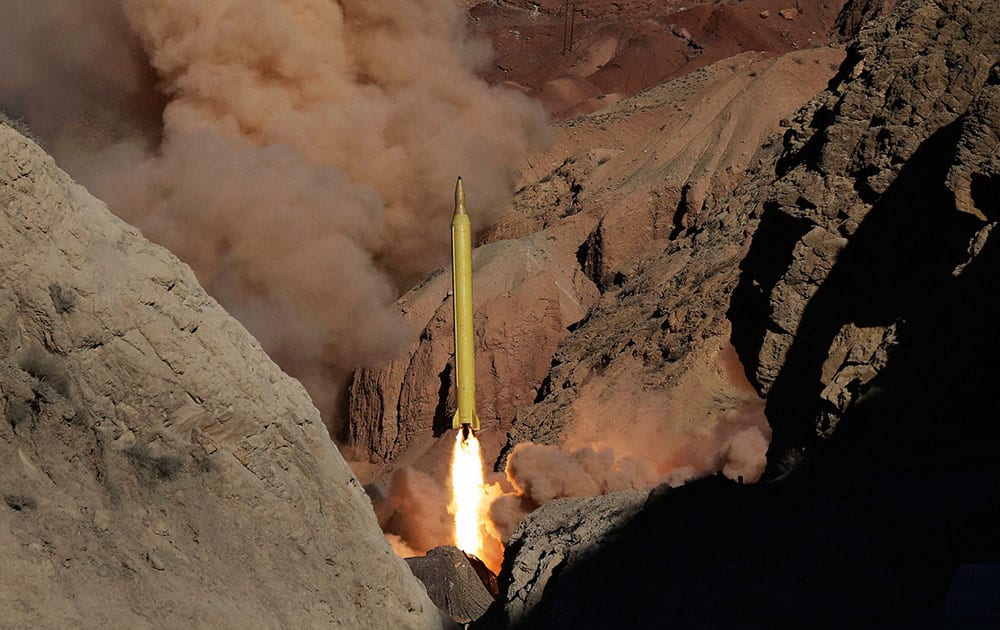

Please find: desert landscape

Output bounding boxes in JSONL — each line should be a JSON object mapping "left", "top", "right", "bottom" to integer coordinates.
{"left": 1, "top": 0, "right": 997, "bottom": 627}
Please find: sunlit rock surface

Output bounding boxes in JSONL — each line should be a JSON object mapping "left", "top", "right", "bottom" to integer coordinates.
{"left": 0, "top": 123, "right": 442, "bottom": 629}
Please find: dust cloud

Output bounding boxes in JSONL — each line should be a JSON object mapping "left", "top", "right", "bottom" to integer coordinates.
{"left": 371, "top": 467, "right": 454, "bottom": 557}
{"left": 0, "top": 0, "right": 548, "bottom": 434}
{"left": 376, "top": 346, "right": 772, "bottom": 560}
{"left": 485, "top": 348, "right": 771, "bottom": 544}
{"left": 369, "top": 465, "right": 510, "bottom": 571}
{"left": 486, "top": 443, "right": 659, "bottom": 540}
{"left": 374, "top": 407, "right": 769, "bottom": 562}
{"left": 377, "top": 406, "right": 769, "bottom": 565}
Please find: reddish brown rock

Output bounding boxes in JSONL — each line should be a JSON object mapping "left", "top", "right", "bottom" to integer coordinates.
{"left": 348, "top": 46, "right": 844, "bottom": 480}
{"left": 488, "top": 4, "right": 1000, "bottom": 625}
{"left": 469, "top": 0, "right": 851, "bottom": 118}
{"left": 498, "top": 48, "right": 845, "bottom": 461}
{"left": 835, "top": 0, "right": 901, "bottom": 37}
{"left": 348, "top": 223, "right": 598, "bottom": 478}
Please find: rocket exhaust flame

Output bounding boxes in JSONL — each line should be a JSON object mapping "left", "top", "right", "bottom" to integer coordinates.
{"left": 450, "top": 428, "right": 486, "bottom": 559}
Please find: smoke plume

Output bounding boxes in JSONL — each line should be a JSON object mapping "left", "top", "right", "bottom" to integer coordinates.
{"left": 506, "top": 444, "right": 658, "bottom": 504}
{"left": 370, "top": 345, "right": 772, "bottom": 562}
{"left": 0, "top": 0, "right": 548, "bottom": 433}
{"left": 484, "top": 420, "right": 769, "bottom": 545}
{"left": 559, "top": 352, "right": 770, "bottom": 477}
{"left": 485, "top": 345, "right": 772, "bottom": 542}
{"left": 370, "top": 465, "right": 510, "bottom": 571}
{"left": 486, "top": 443, "right": 659, "bottom": 540}
{"left": 370, "top": 467, "right": 454, "bottom": 556}
{"left": 376, "top": 413, "right": 769, "bottom": 564}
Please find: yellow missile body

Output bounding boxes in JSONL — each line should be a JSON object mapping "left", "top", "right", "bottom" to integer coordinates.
{"left": 451, "top": 177, "right": 480, "bottom": 431}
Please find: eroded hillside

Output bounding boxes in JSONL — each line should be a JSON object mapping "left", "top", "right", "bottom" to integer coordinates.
{"left": 482, "top": 0, "right": 1000, "bottom": 625}
{"left": 0, "top": 124, "right": 442, "bottom": 628}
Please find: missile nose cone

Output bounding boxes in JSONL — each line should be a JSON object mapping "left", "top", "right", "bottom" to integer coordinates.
{"left": 455, "top": 177, "right": 467, "bottom": 216}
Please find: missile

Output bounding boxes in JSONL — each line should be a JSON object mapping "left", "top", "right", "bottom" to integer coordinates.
{"left": 451, "top": 177, "right": 480, "bottom": 431}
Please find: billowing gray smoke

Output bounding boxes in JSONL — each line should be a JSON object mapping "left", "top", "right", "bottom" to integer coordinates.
{"left": 0, "top": 0, "right": 548, "bottom": 435}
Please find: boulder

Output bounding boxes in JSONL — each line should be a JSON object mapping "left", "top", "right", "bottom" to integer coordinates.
{"left": 407, "top": 546, "right": 497, "bottom": 624}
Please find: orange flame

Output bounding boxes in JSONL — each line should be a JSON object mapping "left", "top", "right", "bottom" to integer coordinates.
{"left": 449, "top": 427, "right": 486, "bottom": 559}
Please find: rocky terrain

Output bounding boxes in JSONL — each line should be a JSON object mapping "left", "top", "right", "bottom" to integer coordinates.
{"left": 350, "top": 1, "right": 949, "bottom": 489}
{"left": 2, "top": 0, "right": 998, "bottom": 626}
{"left": 469, "top": 0, "right": 855, "bottom": 118}
{"left": 486, "top": 490, "right": 648, "bottom": 626}
{"left": 474, "top": 0, "right": 1000, "bottom": 626}
{"left": 733, "top": 0, "right": 1000, "bottom": 472}
{"left": 504, "top": 0, "right": 1000, "bottom": 472}
{"left": 407, "top": 546, "right": 497, "bottom": 623}
{"left": 485, "top": 467, "right": 999, "bottom": 627}
{"left": 0, "top": 124, "right": 442, "bottom": 628}
{"left": 350, "top": 45, "right": 845, "bottom": 483}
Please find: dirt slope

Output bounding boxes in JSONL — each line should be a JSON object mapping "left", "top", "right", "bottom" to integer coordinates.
{"left": 469, "top": 0, "right": 851, "bottom": 117}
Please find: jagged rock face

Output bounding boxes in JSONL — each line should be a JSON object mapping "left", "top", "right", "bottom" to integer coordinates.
{"left": 500, "top": 48, "right": 845, "bottom": 464}
{"left": 482, "top": 491, "right": 648, "bottom": 628}
{"left": 483, "top": 468, "right": 1000, "bottom": 629}
{"left": 477, "top": 3, "right": 1000, "bottom": 627}
{"left": 835, "top": 0, "right": 901, "bottom": 36}
{"left": 0, "top": 124, "right": 442, "bottom": 629}
{"left": 348, "top": 47, "right": 846, "bottom": 479}
{"left": 731, "top": 0, "right": 1000, "bottom": 471}
{"left": 482, "top": 2, "right": 1000, "bottom": 624}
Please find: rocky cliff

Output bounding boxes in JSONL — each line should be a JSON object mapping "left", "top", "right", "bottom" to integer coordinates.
{"left": 487, "top": 490, "right": 648, "bottom": 627}
{"left": 835, "top": 0, "right": 901, "bottom": 36}
{"left": 731, "top": 0, "right": 1000, "bottom": 472}
{"left": 483, "top": 0, "right": 1000, "bottom": 626}
{"left": 495, "top": 46, "right": 851, "bottom": 471}
{"left": 0, "top": 123, "right": 442, "bottom": 628}
{"left": 486, "top": 467, "right": 999, "bottom": 628}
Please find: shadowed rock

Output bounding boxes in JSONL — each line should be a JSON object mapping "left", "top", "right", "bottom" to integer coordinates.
{"left": 479, "top": 1, "right": 1000, "bottom": 627}
{"left": 730, "top": 0, "right": 1000, "bottom": 472}
{"left": 407, "top": 546, "right": 498, "bottom": 624}
{"left": 481, "top": 490, "right": 648, "bottom": 627}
